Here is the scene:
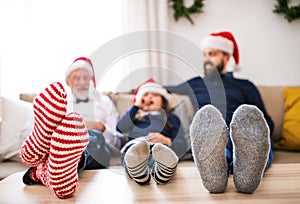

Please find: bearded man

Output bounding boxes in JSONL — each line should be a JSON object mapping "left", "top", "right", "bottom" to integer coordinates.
{"left": 65, "top": 57, "right": 125, "bottom": 169}
{"left": 165, "top": 31, "right": 274, "bottom": 194}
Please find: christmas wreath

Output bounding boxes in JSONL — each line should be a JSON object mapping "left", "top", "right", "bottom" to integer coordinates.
{"left": 273, "top": 0, "right": 300, "bottom": 22}
{"left": 169, "top": 0, "right": 204, "bottom": 24}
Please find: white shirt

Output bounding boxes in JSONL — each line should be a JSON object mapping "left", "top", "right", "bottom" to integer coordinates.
{"left": 67, "top": 89, "right": 124, "bottom": 151}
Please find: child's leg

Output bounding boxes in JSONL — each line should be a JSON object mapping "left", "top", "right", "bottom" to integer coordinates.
{"left": 151, "top": 143, "right": 178, "bottom": 184}
{"left": 20, "top": 82, "right": 67, "bottom": 166}
{"left": 34, "top": 112, "right": 89, "bottom": 199}
{"left": 230, "top": 104, "right": 270, "bottom": 194}
{"left": 124, "top": 139, "right": 151, "bottom": 185}
{"left": 190, "top": 105, "right": 228, "bottom": 193}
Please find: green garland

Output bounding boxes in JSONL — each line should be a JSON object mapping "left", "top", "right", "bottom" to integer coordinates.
{"left": 169, "top": 0, "right": 204, "bottom": 24}
{"left": 273, "top": 0, "right": 300, "bottom": 23}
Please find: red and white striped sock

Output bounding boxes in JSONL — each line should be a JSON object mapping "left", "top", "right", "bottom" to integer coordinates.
{"left": 20, "top": 82, "right": 67, "bottom": 167}
{"left": 35, "top": 112, "right": 89, "bottom": 199}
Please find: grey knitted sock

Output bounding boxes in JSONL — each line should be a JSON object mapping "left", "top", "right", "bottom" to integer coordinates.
{"left": 124, "top": 139, "right": 151, "bottom": 185}
{"left": 152, "top": 143, "right": 178, "bottom": 184}
{"left": 230, "top": 104, "right": 270, "bottom": 194}
{"left": 190, "top": 105, "right": 228, "bottom": 193}
{"left": 152, "top": 143, "right": 178, "bottom": 168}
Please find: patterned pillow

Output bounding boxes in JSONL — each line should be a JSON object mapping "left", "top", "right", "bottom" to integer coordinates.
{"left": 173, "top": 100, "right": 193, "bottom": 160}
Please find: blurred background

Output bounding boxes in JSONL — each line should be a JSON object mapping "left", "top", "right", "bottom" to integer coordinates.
{"left": 0, "top": 0, "right": 299, "bottom": 98}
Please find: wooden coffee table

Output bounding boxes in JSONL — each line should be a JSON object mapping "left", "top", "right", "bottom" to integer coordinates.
{"left": 1, "top": 163, "right": 300, "bottom": 203}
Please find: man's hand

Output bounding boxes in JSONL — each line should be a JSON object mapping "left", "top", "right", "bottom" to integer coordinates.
{"left": 85, "top": 121, "right": 106, "bottom": 132}
{"left": 97, "top": 121, "right": 106, "bottom": 132}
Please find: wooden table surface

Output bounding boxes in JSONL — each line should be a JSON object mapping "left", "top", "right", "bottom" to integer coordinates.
{"left": 1, "top": 163, "right": 300, "bottom": 203}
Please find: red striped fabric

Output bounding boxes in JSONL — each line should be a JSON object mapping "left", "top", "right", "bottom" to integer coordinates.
{"left": 20, "top": 82, "right": 67, "bottom": 167}
{"left": 36, "top": 112, "right": 89, "bottom": 199}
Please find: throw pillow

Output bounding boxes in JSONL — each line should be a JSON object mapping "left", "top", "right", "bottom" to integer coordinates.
{"left": 274, "top": 87, "right": 300, "bottom": 151}
{"left": 0, "top": 97, "right": 34, "bottom": 161}
{"left": 173, "top": 100, "right": 191, "bottom": 146}
{"left": 173, "top": 100, "right": 193, "bottom": 160}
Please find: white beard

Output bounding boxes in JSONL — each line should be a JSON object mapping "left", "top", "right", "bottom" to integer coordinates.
{"left": 73, "top": 86, "right": 89, "bottom": 101}
{"left": 73, "top": 81, "right": 95, "bottom": 101}
{"left": 74, "top": 91, "right": 89, "bottom": 100}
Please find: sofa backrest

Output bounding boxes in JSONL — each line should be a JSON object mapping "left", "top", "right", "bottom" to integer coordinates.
{"left": 109, "top": 87, "right": 287, "bottom": 142}
{"left": 107, "top": 92, "right": 195, "bottom": 120}
{"left": 257, "top": 86, "right": 285, "bottom": 141}
{"left": 19, "top": 86, "right": 289, "bottom": 142}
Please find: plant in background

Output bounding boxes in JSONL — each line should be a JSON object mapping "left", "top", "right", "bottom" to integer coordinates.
{"left": 169, "top": 0, "right": 204, "bottom": 24}
{"left": 273, "top": 0, "right": 300, "bottom": 23}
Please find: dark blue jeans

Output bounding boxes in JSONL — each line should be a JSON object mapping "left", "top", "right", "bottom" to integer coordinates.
{"left": 226, "top": 134, "right": 274, "bottom": 174}
{"left": 78, "top": 129, "right": 111, "bottom": 171}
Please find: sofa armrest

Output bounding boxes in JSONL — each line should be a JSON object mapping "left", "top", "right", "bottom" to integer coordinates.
{"left": 19, "top": 93, "right": 36, "bottom": 103}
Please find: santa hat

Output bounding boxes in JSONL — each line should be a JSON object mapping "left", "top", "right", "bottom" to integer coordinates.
{"left": 135, "top": 82, "right": 168, "bottom": 103}
{"left": 201, "top": 31, "right": 239, "bottom": 65}
{"left": 65, "top": 57, "right": 96, "bottom": 88}
{"left": 133, "top": 78, "right": 155, "bottom": 103}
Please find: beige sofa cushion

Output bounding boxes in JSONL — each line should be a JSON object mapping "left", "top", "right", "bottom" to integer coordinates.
{"left": 17, "top": 86, "right": 288, "bottom": 142}
{"left": 107, "top": 92, "right": 194, "bottom": 120}
{"left": 0, "top": 97, "right": 3, "bottom": 124}
{"left": 258, "top": 86, "right": 285, "bottom": 141}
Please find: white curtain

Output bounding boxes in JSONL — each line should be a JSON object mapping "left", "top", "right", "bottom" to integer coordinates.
{"left": 0, "top": 0, "right": 124, "bottom": 98}
{"left": 120, "top": 0, "right": 172, "bottom": 89}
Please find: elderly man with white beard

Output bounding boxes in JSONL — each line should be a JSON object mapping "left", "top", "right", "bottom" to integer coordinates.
{"left": 65, "top": 57, "right": 126, "bottom": 170}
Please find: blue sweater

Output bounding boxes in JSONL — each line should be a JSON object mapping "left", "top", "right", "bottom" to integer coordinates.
{"left": 164, "top": 73, "right": 274, "bottom": 135}
{"left": 116, "top": 105, "right": 180, "bottom": 142}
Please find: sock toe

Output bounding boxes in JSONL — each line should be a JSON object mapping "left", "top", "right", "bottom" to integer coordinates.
{"left": 152, "top": 143, "right": 178, "bottom": 168}
{"left": 151, "top": 143, "right": 178, "bottom": 184}
{"left": 230, "top": 104, "right": 270, "bottom": 194}
{"left": 35, "top": 112, "right": 89, "bottom": 199}
{"left": 125, "top": 139, "right": 150, "bottom": 168}
{"left": 20, "top": 82, "right": 67, "bottom": 166}
{"left": 190, "top": 105, "right": 228, "bottom": 193}
{"left": 124, "top": 139, "right": 151, "bottom": 185}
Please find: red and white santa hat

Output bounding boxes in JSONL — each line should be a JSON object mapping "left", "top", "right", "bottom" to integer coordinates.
{"left": 135, "top": 82, "right": 168, "bottom": 103}
{"left": 201, "top": 31, "right": 240, "bottom": 66}
{"left": 65, "top": 57, "right": 96, "bottom": 87}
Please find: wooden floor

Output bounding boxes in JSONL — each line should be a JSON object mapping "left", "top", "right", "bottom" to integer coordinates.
{"left": 0, "top": 163, "right": 300, "bottom": 203}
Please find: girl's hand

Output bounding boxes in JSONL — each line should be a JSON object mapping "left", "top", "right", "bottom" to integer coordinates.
{"left": 134, "top": 97, "right": 143, "bottom": 108}
{"left": 146, "top": 132, "right": 172, "bottom": 146}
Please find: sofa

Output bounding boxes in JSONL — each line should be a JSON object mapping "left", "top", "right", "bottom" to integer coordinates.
{"left": 0, "top": 85, "right": 300, "bottom": 180}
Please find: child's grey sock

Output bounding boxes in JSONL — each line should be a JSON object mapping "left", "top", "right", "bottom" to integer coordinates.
{"left": 230, "top": 104, "right": 270, "bottom": 194}
{"left": 190, "top": 105, "right": 228, "bottom": 193}
{"left": 151, "top": 143, "right": 178, "bottom": 184}
{"left": 124, "top": 139, "right": 151, "bottom": 185}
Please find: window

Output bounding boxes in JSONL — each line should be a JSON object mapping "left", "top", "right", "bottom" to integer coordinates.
{"left": 0, "top": 0, "right": 124, "bottom": 98}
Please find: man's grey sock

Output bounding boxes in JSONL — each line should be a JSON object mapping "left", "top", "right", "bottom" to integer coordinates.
{"left": 230, "top": 104, "right": 270, "bottom": 194}
{"left": 152, "top": 143, "right": 178, "bottom": 184}
{"left": 190, "top": 105, "right": 228, "bottom": 193}
{"left": 124, "top": 139, "right": 151, "bottom": 185}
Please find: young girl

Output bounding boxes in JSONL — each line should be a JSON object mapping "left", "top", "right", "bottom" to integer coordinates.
{"left": 117, "top": 82, "right": 180, "bottom": 185}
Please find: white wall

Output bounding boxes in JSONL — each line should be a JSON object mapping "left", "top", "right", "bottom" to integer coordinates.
{"left": 166, "top": 0, "right": 300, "bottom": 86}
{"left": 1, "top": 0, "right": 299, "bottom": 99}
{"left": 0, "top": 0, "right": 124, "bottom": 99}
